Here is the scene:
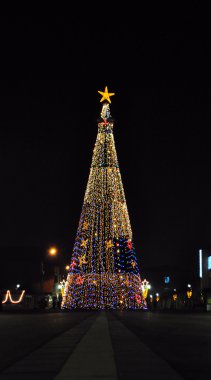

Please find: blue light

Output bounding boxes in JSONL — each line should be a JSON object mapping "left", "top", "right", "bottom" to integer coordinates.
{"left": 199, "top": 249, "right": 203, "bottom": 278}
{"left": 208, "top": 256, "right": 211, "bottom": 270}
{"left": 164, "top": 276, "right": 170, "bottom": 284}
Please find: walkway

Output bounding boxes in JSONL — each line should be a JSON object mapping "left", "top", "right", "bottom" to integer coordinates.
{"left": 0, "top": 312, "right": 183, "bottom": 379}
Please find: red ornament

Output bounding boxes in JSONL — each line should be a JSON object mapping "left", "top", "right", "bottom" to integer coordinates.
{"left": 70, "top": 260, "right": 76, "bottom": 270}
{"left": 76, "top": 275, "right": 84, "bottom": 285}
{"left": 135, "top": 294, "right": 141, "bottom": 304}
{"left": 127, "top": 239, "right": 133, "bottom": 250}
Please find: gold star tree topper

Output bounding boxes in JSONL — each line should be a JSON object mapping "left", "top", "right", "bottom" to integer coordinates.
{"left": 98, "top": 86, "right": 115, "bottom": 104}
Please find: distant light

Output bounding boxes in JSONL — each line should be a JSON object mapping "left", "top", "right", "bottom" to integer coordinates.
{"left": 2, "top": 290, "right": 25, "bottom": 304}
{"left": 199, "top": 249, "right": 202, "bottom": 278}
{"left": 173, "top": 294, "right": 177, "bottom": 301}
{"left": 16, "top": 284, "right": 20, "bottom": 289}
{"left": 149, "top": 295, "right": 153, "bottom": 298}
{"left": 65, "top": 265, "right": 70, "bottom": 270}
{"left": 164, "top": 276, "right": 170, "bottom": 284}
{"left": 57, "top": 284, "right": 62, "bottom": 289}
{"left": 147, "top": 284, "right": 151, "bottom": 289}
{"left": 173, "top": 289, "right": 176, "bottom": 292}
{"left": 156, "top": 293, "right": 159, "bottom": 297}
{"left": 187, "top": 284, "right": 191, "bottom": 288}
{"left": 49, "top": 247, "right": 58, "bottom": 256}
{"left": 208, "top": 256, "right": 211, "bottom": 270}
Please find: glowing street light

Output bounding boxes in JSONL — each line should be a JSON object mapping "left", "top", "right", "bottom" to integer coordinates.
{"left": 48, "top": 247, "right": 58, "bottom": 256}
{"left": 156, "top": 293, "right": 160, "bottom": 302}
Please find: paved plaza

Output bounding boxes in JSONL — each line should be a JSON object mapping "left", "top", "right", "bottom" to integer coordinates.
{"left": 0, "top": 310, "right": 211, "bottom": 379}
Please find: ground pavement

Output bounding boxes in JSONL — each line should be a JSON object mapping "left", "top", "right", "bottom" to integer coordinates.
{"left": 0, "top": 310, "right": 211, "bottom": 379}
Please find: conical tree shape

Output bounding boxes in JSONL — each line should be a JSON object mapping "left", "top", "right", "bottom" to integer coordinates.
{"left": 62, "top": 92, "right": 146, "bottom": 309}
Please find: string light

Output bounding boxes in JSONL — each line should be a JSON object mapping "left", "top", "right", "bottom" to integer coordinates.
{"left": 2, "top": 290, "right": 25, "bottom": 304}
{"left": 62, "top": 90, "right": 146, "bottom": 310}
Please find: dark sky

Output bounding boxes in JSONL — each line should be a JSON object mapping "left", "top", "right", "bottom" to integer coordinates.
{"left": 1, "top": 11, "right": 211, "bottom": 288}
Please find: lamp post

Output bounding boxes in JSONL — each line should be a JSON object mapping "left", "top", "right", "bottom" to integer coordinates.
{"left": 40, "top": 246, "right": 59, "bottom": 294}
{"left": 40, "top": 245, "right": 69, "bottom": 297}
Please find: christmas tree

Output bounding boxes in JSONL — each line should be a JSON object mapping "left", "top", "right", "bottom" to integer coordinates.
{"left": 62, "top": 87, "right": 146, "bottom": 309}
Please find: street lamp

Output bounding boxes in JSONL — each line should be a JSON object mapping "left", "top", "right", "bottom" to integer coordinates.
{"left": 187, "top": 284, "right": 192, "bottom": 299}
{"left": 48, "top": 247, "right": 58, "bottom": 256}
{"left": 40, "top": 246, "right": 58, "bottom": 294}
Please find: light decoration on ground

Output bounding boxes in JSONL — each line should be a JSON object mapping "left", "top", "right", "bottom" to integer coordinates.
{"left": 187, "top": 289, "right": 192, "bottom": 299}
{"left": 173, "top": 294, "right": 178, "bottom": 301}
{"left": 141, "top": 279, "right": 150, "bottom": 299}
{"left": 60, "top": 280, "right": 66, "bottom": 297}
{"left": 61, "top": 87, "right": 146, "bottom": 310}
{"left": 2, "top": 290, "right": 25, "bottom": 304}
{"left": 187, "top": 284, "right": 192, "bottom": 299}
{"left": 156, "top": 293, "right": 160, "bottom": 302}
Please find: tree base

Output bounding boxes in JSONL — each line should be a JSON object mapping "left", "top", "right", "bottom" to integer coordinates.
{"left": 61, "top": 272, "right": 147, "bottom": 310}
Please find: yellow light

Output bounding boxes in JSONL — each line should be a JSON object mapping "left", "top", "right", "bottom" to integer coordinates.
{"left": 48, "top": 247, "right": 58, "bottom": 256}
{"left": 142, "top": 289, "right": 148, "bottom": 299}
{"left": 2, "top": 290, "right": 9, "bottom": 303}
{"left": 141, "top": 279, "right": 150, "bottom": 299}
{"left": 98, "top": 86, "right": 115, "bottom": 104}
{"left": 65, "top": 265, "right": 70, "bottom": 270}
{"left": 187, "top": 290, "right": 192, "bottom": 299}
{"left": 2, "top": 290, "right": 25, "bottom": 304}
{"left": 173, "top": 294, "right": 177, "bottom": 301}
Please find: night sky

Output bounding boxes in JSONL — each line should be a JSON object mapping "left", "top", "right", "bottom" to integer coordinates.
{"left": 1, "top": 13, "right": 211, "bottom": 289}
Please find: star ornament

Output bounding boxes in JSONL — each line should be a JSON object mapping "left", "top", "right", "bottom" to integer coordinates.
{"left": 98, "top": 86, "right": 115, "bottom": 104}
{"left": 76, "top": 275, "right": 84, "bottom": 285}
{"left": 81, "top": 239, "right": 88, "bottom": 248}
{"left": 70, "top": 260, "right": 76, "bottom": 270}
{"left": 106, "top": 239, "right": 114, "bottom": 250}
{"left": 78, "top": 254, "right": 87, "bottom": 267}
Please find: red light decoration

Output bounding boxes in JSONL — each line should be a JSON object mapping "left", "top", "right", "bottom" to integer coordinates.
{"left": 127, "top": 239, "right": 133, "bottom": 250}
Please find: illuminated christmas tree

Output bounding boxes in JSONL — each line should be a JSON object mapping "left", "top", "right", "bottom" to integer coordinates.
{"left": 62, "top": 87, "right": 146, "bottom": 309}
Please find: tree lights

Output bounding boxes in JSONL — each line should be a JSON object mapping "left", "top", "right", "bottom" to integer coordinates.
{"left": 62, "top": 87, "right": 146, "bottom": 310}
